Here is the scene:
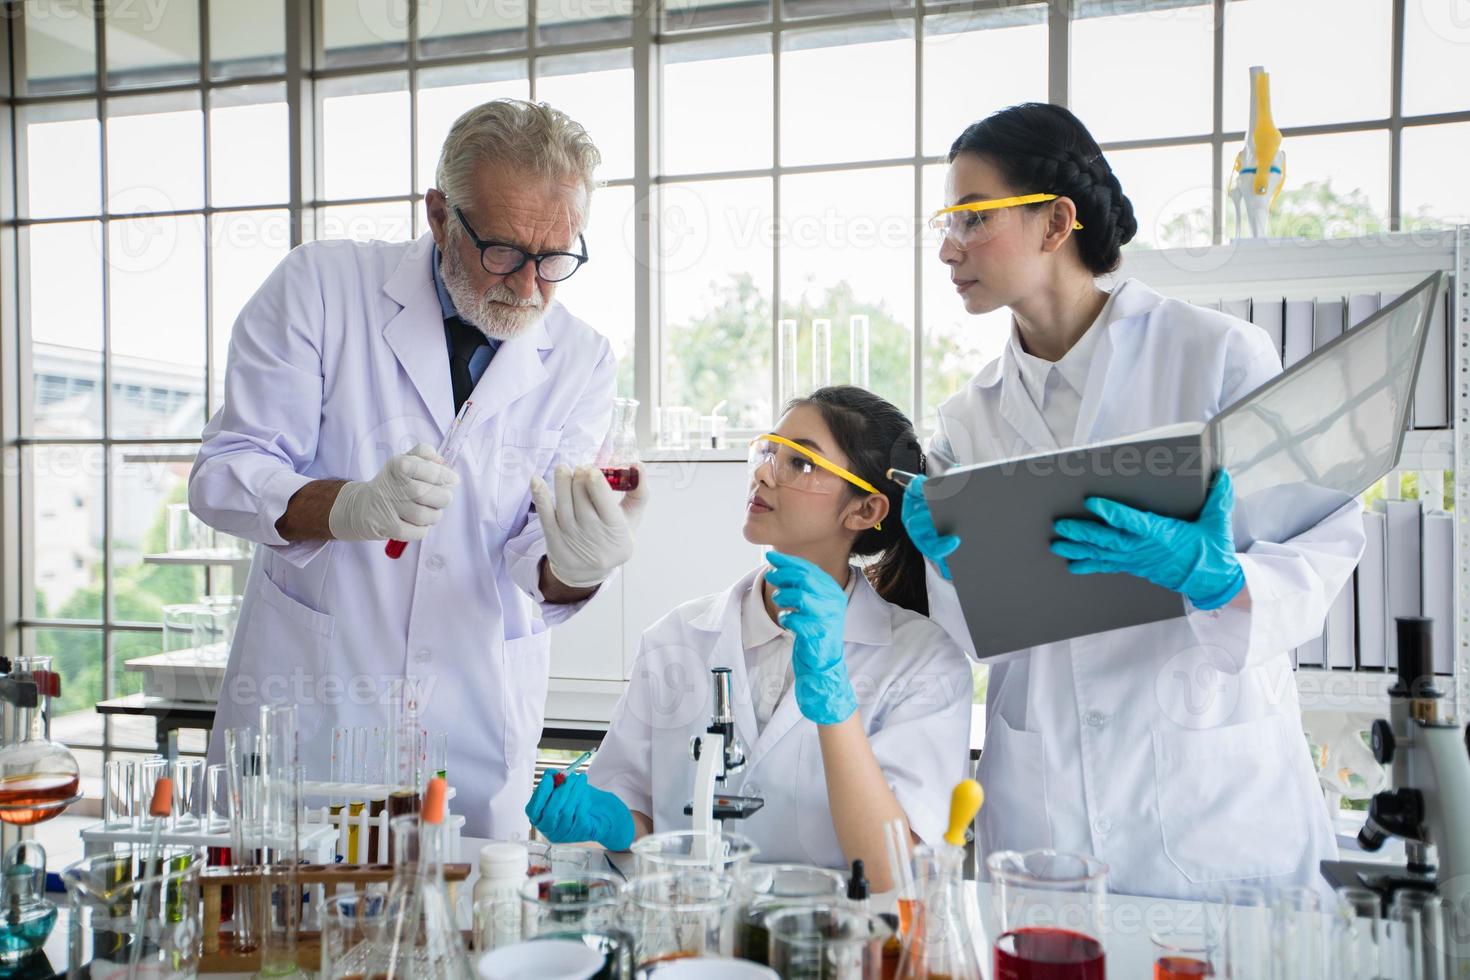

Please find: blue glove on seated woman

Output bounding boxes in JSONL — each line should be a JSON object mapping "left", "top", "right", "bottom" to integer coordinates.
{"left": 765, "top": 550, "right": 857, "bottom": 726}
{"left": 1050, "top": 469, "right": 1246, "bottom": 611}
{"left": 899, "top": 477, "right": 961, "bottom": 581}
{"left": 524, "top": 771, "right": 635, "bottom": 851}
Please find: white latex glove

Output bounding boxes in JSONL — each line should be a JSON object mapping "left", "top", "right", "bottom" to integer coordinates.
{"left": 529, "top": 464, "right": 650, "bottom": 588}
{"left": 328, "top": 444, "right": 459, "bottom": 542}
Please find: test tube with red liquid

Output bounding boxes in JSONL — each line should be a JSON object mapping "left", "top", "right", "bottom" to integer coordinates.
{"left": 385, "top": 400, "right": 478, "bottom": 558}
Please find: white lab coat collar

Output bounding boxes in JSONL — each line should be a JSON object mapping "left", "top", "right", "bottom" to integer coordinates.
{"left": 381, "top": 233, "right": 553, "bottom": 437}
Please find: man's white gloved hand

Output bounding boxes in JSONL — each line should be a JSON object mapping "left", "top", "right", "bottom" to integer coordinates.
{"left": 328, "top": 444, "right": 459, "bottom": 542}
{"left": 530, "top": 464, "right": 650, "bottom": 589}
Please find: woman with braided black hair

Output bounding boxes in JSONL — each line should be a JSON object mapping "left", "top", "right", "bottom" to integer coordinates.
{"left": 901, "top": 103, "right": 1365, "bottom": 900}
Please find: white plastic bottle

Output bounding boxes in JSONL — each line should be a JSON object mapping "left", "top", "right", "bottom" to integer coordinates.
{"left": 472, "top": 841, "right": 528, "bottom": 952}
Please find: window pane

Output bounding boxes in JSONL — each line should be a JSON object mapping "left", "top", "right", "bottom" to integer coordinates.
{"left": 29, "top": 221, "right": 104, "bottom": 438}
{"left": 781, "top": 25, "right": 915, "bottom": 167}
{"left": 107, "top": 92, "right": 204, "bottom": 214}
{"left": 1105, "top": 143, "right": 1213, "bottom": 250}
{"left": 552, "top": 186, "right": 635, "bottom": 399}
{"left": 24, "top": 627, "right": 103, "bottom": 728}
{"left": 210, "top": 0, "right": 285, "bottom": 78}
{"left": 1228, "top": 130, "right": 1389, "bottom": 240}
{"left": 661, "top": 177, "right": 773, "bottom": 430}
{"left": 108, "top": 215, "right": 207, "bottom": 439}
{"left": 1072, "top": 2, "right": 1213, "bottom": 142}
{"left": 23, "top": 0, "right": 96, "bottom": 95}
{"left": 22, "top": 103, "right": 100, "bottom": 218}
{"left": 111, "top": 445, "right": 206, "bottom": 624}
{"left": 317, "top": 201, "right": 416, "bottom": 242}
{"left": 210, "top": 83, "right": 289, "bottom": 208}
{"left": 25, "top": 447, "right": 103, "bottom": 621}
{"left": 920, "top": 165, "right": 1009, "bottom": 430}
{"left": 321, "top": 73, "right": 411, "bottom": 200}
{"left": 1401, "top": 123, "right": 1470, "bottom": 230}
{"left": 780, "top": 166, "right": 914, "bottom": 416}
{"left": 535, "top": 0, "right": 631, "bottom": 45}
{"left": 536, "top": 50, "right": 634, "bottom": 182}
{"left": 784, "top": 0, "right": 908, "bottom": 19}
{"left": 1403, "top": 3, "right": 1470, "bottom": 117}
{"left": 1223, "top": 0, "right": 1390, "bottom": 130}
{"left": 104, "top": 0, "right": 199, "bottom": 88}
{"left": 417, "top": 62, "right": 530, "bottom": 195}
{"left": 211, "top": 210, "right": 291, "bottom": 410}
{"left": 923, "top": 7, "right": 1047, "bottom": 158}
{"left": 418, "top": 0, "right": 527, "bottom": 57}
{"left": 662, "top": 35, "right": 772, "bottom": 175}
{"left": 663, "top": 0, "right": 769, "bottom": 31}
{"left": 322, "top": 0, "right": 408, "bottom": 67}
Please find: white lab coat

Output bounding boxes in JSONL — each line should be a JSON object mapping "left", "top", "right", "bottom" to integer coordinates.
{"left": 927, "top": 278, "right": 1364, "bottom": 900}
{"left": 589, "top": 566, "right": 974, "bottom": 869}
{"left": 189, "top": 233, "right": 615, "bottom": 838}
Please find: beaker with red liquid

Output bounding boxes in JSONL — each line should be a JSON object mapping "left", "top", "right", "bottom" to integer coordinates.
{"left": 987, "top": 850, "right": 1109, "bottom": 980}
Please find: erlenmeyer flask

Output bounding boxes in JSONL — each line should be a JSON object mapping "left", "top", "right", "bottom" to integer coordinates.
{"left": 0, "top": 657, "right": 80, "bottom": 826}
{"left": 378, "top": 778, "right": 472, "bottom": 980}
{"left": 896, "top": 843, "right": 982, "bottom": 980}
{"left": 602, "top": 397, "right": 641, "bottom": 492}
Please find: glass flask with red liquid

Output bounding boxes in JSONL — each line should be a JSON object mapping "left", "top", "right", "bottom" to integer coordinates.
{"left": 601, "top": 397, "right": 641, "bottom": 492}
{"left": 895, "top": 841, "right": 983, "bottom": 980}
{"left": 987, "top": 850, "right": 1109, "bottom": 980}
{"left": 0, "top": 657, "right": 80, "bottom": 826}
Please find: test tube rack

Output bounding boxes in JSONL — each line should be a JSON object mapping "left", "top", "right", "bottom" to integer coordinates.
{"left": 303, "top": 779, "right": 463, "bottom": 865}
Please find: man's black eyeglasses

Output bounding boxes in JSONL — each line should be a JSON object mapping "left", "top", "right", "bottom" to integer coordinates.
{"left": 453, "top": 205, "right": 588, "bottom": 283}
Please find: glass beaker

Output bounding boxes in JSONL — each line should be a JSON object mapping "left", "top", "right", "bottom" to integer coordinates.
{"left": 766, "top": 904, "right": 892, "bottom": 979}
{"left": 320, "top": 889, "right": 390, "bottom": 980}
{"left": 526, "top": 842, "right": 595, "bottom": 879}
{"left": 602, "top": 397, "right": 641, "bottom": 491}
{"left": 518, "top": 871, "right": 632, "bottom": 977}
{"left": 732, "top": 864, "right": 846, "bottom": 964}
{"left": 985, "top": 849, "right": 1107, "bottom": 980}
{"left": 630, "top": 830, "right": 758, "bottom": 876}
{"left": 104, "top": 759, "right": 135, "bottom": 829}
{"left": 62, "top": 844, "right": 204, "bottom": 979}
{"left": 0, "top": 656, "right": 80, "bottom": 826}
{"left": 1151, "top": 929, "right": 1215, "bottom": 979}
{"left": 162, "top": 604, "right": 204, "bottom": 657}
{"left": 1332, "top": 887, "right": 1385, "bottom": 980}
{"left": 165, "top": 502, "right": 197, "bottom": 553}
{"left": 626, "top": 870, "right": 739, "bottom": 967}
{"left": 656, "top": 406, "right": 694, "bottom": 450}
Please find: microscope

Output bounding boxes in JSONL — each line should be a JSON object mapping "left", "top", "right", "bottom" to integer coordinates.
{"left": 1320, "top": 617, "right": 1470, "bottom": 923}
{"left": 684, "top": 668, "right": 764, "bottom": 862}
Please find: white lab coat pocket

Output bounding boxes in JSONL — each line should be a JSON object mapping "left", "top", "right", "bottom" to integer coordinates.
{"left": 244, "top": 565, "right": 336, "bottom": 739}
{"left": 497, "top": 427, "right": 562, "bottom": 530}
{"left": 976, "top": 714, "right": 1050, "bottom": 859}
{"left": 501, "top": 631, "right": 552, "bottom": 770}
{"left": 1152, "top": 715, "right": 1308, "bottom": 883}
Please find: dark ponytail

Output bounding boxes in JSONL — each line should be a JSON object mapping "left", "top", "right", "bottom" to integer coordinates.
{"left": 949, "top": 102, "right": 1138, "bottom": 275}
{"left": 790, "top": 386, "right": 930, "bottom": 617}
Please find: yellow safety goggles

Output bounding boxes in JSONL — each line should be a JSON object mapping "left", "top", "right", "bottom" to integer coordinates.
{"left": 927, "top": 193, "right": 1084, "bottom": 248}
{"left": 748, "top": 434, "right": 883, "bottom": 520}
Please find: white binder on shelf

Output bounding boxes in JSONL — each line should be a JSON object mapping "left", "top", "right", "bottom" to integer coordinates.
{"left": 1421, "top": 509, "right": 1454, "bottom": 675}
{"left": 1356, "top": 510, "right": 1388, "bottom": 670}
{"left": 1250, "top": 296, "right": 1285, "bottom": 359}
{"left": 1383, "top": 498, "right": 1423, "bottom": 670}
{"left": 1411, "top": 290, "right": 1449, "bottom": 429}
{"left": 1283, "top": 299, "right": 1315, "bottom": 367}
{"left": 1347, "top": 293, "right": 1381, "bottom": 330}
{"left": 1323, "top": 575, "right": 1357, "bottom": 670}
{"left": 1313, "top": 297, "right": 1345, "bottom": 351}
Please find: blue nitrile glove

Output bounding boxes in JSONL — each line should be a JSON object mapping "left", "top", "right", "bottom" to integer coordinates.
{"left": 900, "top": 477, "right": 961, "bottom": 581}
{"left": 1050, "top": 469, "right": 1246, "bottom": 611}
{"left": 524, "top": 771, "right": 635, "bottom": 851}
{"left": 765, "top": 551, "right": 858, "bottom": 726}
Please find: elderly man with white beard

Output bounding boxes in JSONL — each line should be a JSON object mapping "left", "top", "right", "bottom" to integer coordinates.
{"left": 189, "top": 99, "right": 646, "bottom": 837}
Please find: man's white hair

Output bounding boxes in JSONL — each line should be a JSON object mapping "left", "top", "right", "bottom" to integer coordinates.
{"left": 435, "top": 98, "right": 601, "bottom": 210}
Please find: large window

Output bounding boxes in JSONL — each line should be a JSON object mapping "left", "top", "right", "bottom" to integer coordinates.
{"left": 4, "top": 0, "right": 1468, "bottom": 798}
